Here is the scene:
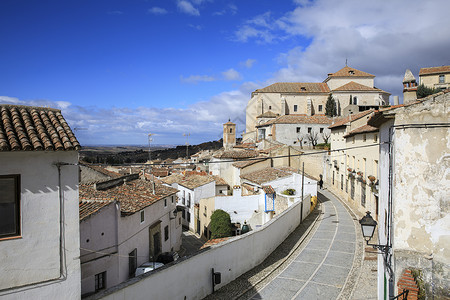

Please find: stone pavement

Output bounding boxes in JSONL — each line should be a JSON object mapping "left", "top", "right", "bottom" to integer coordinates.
{"left": 204, "top": 189, "right": 365, "bottom": 300}
{"left": 179, "top": 229, "right": 205, "bottom": 257}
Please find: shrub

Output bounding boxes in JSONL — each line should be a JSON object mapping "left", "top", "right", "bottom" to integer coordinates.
{"left": 209, "top": 209, "right": 232, "bottom": 239}
{"left": 282, "top": 189, "right": 296, "bottom": 195}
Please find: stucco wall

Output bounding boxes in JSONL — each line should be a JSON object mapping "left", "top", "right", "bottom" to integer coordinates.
{"left": 0, "top": 151, "right": 81, "bottom": 299}
{"left": 326, "top": 77, "right": 374, "bottom": 90}
{"left": 273, "top": 123, "right": 331, "bottom": 146}
{"left": 89, "top": 195, "right": 310, "bottom": 300}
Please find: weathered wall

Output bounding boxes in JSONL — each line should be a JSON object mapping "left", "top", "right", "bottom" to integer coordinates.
{"left": 89, "top": 195, "right": 311, "bottom": 300}
{"left": 0, "top": 151, "right": 81, "bottom": 299}
{"left": 273, "top": 123, "right": 331, "bottom": 146}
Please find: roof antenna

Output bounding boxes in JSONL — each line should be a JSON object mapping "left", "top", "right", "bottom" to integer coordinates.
{"left": 345, "top": 58, "right": 348, "bottom": 67}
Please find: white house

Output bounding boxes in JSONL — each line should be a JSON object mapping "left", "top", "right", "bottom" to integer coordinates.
{"left": 368, "top": 90, "right": 450, "bottom": 299}
{"left": 0, "top": 104, "right": 81, "bottom": 299}
{"left": 79, "top": 175, "right": 181, "bottom": 296}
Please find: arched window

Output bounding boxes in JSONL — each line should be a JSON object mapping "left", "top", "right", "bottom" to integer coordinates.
{"left": 230, "top": 128, "right": 232, "bottom": 133}
{"left": 353, "top": 96, "right": 358, "bottom": 105}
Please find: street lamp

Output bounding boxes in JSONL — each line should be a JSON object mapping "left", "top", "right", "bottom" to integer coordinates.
{"left": 359, "top": 212, "right": 409, "bottom": 300}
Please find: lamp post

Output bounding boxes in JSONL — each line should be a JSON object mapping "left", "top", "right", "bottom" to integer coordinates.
{"left": 359, "top": 212, "right": 409, "bottom": 300}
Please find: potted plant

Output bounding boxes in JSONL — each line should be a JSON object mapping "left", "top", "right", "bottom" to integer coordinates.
{"left": 368, "top": 175, "right": 376, "bottom": 183}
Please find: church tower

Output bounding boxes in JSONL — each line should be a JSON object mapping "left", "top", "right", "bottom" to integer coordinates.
{"left": 403, "top": 69, "right": 418, "bottom": 104}
{"left": 223, "top": 119, "right": 236, "bottom": 150}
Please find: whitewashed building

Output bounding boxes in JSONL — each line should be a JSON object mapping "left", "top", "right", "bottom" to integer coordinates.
{"left": 79, "top": 175, "right": 181, "bottom": 297}
{"left": 0, "top": 104, "right": 81, "bottom": 299}
{"left": 368, "top": 90, "right": 450, "bottom": 300}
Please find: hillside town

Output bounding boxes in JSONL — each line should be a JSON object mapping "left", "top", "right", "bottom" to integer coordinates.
{"left": 0, "top": 65, "right": 449, "bottom": 300}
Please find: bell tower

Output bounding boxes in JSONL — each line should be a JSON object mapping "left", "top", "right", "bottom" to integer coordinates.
{"left": 223, "top": 119, "right": 236, "bottom": 150}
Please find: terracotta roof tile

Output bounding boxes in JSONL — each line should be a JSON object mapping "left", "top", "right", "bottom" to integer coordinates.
{"left": 79, "top": 178, "right": 178, "bottom": 215}
{"left": 254, "top": 83, "right": 330, "bottom": 94}
{"left": 326, "top": 66, "right": 375, "bottom": 78}
{"left": 232, "top": 158, "right": 268, "bottom": 169}
{"left": 0, "top": 104, "right": 80, "bottom": 151}
{"left": 161, "top": 173, "right": 215, "bottom": 189}
{"left": 213, "top": 150, "right": 259, "bottom": 159}
{"left": 79, "top": 199, "right": 115, "bottom": 221}
{"left": 240, "top": 167, "right": 297, "bottom": 185}
{"left": 200, "top": 237, "right": 231, "bottom": 249}
{"left": 343, "top": 124, "right": 378, "bottom": 138}
{"left": 82, "top": 164, "right": 122, "bottom": 178}
{"left": 262, "top": 185, "right": 275, "bottom": 194}
{"left": 419, "top": 65, "right": 450, "bottom": 76}
{"left": 332, "top": 81, "right": 389, "bottom": 94}
{"left": 257, "top": 114, "right": 332, "bottom": 127}
{"left": 328, "top": 110, "right": 374, "bottom": 129}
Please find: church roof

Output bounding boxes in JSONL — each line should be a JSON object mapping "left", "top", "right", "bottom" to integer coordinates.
{"left": 254, "top": 82, "right": 330, "bottom": 94}
{"left": 332, "top": 81, "right": 389, "bottom": 94}
{"left": 257, "top": 114, "right": 332, "bottom": 127}
{"left": 326, "top": 66, "right": 375, "bottom": 78}
{"left": 256, "top": 110, "right": 279, "bottom": 118}
{"left": 419, "top": 65, "right": 450, "bottom": 76}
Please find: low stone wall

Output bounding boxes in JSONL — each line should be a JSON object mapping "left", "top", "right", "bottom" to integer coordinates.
{"left": 89, "top": 196, "right": 311, "bottom": 300}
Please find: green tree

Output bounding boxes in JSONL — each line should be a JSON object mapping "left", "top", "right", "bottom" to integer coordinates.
{"left": 416, "top": 84, "right": 439, "bottom": 99}
{"left": 210, "top": 209, "right": 232, "bottom": 239}
{"left": 325, "top": 94, "right": 337, "bottom": 117}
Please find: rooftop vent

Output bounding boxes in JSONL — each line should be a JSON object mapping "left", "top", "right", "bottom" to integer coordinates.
{"left": 301, "top": 87, "right": 306, "bottom": 91}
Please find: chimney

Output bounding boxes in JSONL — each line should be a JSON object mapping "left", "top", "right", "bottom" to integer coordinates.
{"left": 393, "top": 96, "right": 399, "bottom": 106}
{"left": 152, "top": 181, "right": 156, "bottom": 195}
{"left": 280, "top": 97, "right": 287, "bottom": 115}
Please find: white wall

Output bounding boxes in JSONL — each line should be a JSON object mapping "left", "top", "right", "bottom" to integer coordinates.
{"left": 0, "top": 151, "right": 81, "bottom": 299}
{"left": 214, "top": 193, "right": 261, "bottom": 224}
{"left": 88, "top": 195, "right": 311, "bottom": 300}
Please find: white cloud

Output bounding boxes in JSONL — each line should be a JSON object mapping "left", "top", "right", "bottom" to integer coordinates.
{"left": 213, "top": 3, "right": 238, "bottom": 16}
{"left": 107, "top": 11, "right": 123, "bottom": 15}
{"left": 240, "top": 59, "right": 256, "bottom": 69}
{"left": 222, "top": 68, "right": 242, "bottom": 81}
{"left": 177, "top": 0, "right": 200, "bottom": 16}
{"left": 180, "top": 74, "right": 216, "bottom": 84}
{"left": 148, "top": 7, "right": 168, "bottom": 15}
{"left": 237, "top": 0, "right": 450, "bottom": 100}
{"left": 188, "top": 24, "right": 202, "bottom": 30}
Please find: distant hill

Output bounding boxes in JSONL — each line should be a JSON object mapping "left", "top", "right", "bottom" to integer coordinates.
{"left": 80, "top": 140, "right": 223, "bottom": 164}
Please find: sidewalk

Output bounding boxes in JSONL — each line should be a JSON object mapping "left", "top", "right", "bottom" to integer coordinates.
{"left": 204, "top": 189, "right": 365, "bottom": 299}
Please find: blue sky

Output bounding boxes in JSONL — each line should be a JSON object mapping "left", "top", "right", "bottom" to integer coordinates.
{"left": 1, "top": 0, "right": 449, "bottom": 145}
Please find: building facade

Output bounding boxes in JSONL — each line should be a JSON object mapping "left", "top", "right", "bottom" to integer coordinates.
{"left": 419, "top": 65, "right": 450, "bottom": 91}
{"left": 0, "top": 105, "right": 81, "bottom": 299}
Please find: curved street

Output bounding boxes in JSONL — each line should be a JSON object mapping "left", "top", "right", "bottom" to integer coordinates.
{"left": 205, "top": 189, "right": 365, "bottom": 300}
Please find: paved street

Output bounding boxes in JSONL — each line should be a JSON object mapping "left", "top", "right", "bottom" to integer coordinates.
{"left": 248, "top": 190, "right": 357, "bottom": 299}
{"left": 204, "top": 189, "right": 363, "bottom": 300}
{"left": 180, "top": 229, "right": 205, "bottom": 257}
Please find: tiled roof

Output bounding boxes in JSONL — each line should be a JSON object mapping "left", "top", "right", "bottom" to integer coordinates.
{"left": 419, "top": 65, "right": 450, "bottom": 76}
{"left": 213, "top": 150, "right": 259, "bottom": 159}
{"left": 258, "top": 143, "right": 284, "bottom": 154}
{"left": 326, "top": 66, "right": 375, "bottom": 78}
{"left": 262, "top": 185, "right": 275, "bottom": 194}
{"left": 83, "top": 164, "right": 121, "bottom": 178}
{"left": 256, "top": 111, "right": 279, "bottom": 118}
{"left": 257, "top": 114, "right": 332, "bottom": 127}
{"left": 80, "top": 178, "right": 178, "bottom": 215}
{"left": 254, "top": 83, "right": 330, "bottom": 94}
{"left": 240, "top": 167, "right": 297, "bottom": 185}
{"left": 161, "top": 173, "right": 215, "bottom": 189}
{"left": 233, "top": 143, "right": 256, "bottom": 149}
{"left": 200, "top": 237, "right": 231, "bottom": 249}
{"left": 332, "top": 81, "right": 389, "bottom": 94}
{"left": 328, "top": 110, "right": 374, "bottom": 129}
{"left": 0, "top": 104, "right": 81, "bottom": 151}
{"left": 79, "top": 199, "right": 115, "bottom": 221}
{"left": 211, "top": 175, "right": 229, "bottom": 186}
{"left": 224, "top": 120, "right": 235, "bottom": 125}
{"left": 232, "top": 158, "right": 268, "bottom": 169}
{"left": 343, "top": 124, "right": 378, "bottom": 138}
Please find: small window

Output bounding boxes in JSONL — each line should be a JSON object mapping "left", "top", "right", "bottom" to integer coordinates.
{"left": 140, "top": 210, "right": 145, "bottom": 223}
{"left": 439, "top": 75, "right": 445, "bottom": 83}
{"left": 296, "top": 127, "right": 300, "bottom": 133}
{"left": 129, "top": 249, "right": 137, "bottom": 277}
{"left": 164, "top": 225, "right": 169, "bottom": 241}
{"left": 95, "top": 271, "right": 106, "bottom": 292}
{"left": 308, "top": 127, "right": 312, "bottom": 133}
{"left": 230, "top": 128, "right": 232, "bottom": 133}
{"left": 320, "top": 128, "right": 324, "bottom": 133}
{"left": 0, "top": 175, "right": 20, "bottom": 239}
{"left": 171, "top": 196, "right": 174, "bottom": 203}
{"left": 301, "top": 87, "right": 306, "bottom": 91}
{"left": 352, "top": 136, "right": 355, "bottom": 144}
{"left": 318, "top": 105, "right": 323, "bottom": 112}
{"left": 268, "top": 105, "right": 272, "bottom": 110}
{"left": 294, "top": 105, "right": 298, "bottom": 112}
{"left": 187, "top": 212, "right": 191, "bottom": 223}
{"left": 363, "top": 134, "right": 366, "bottom": 142}
{"left": 374, "top": 134, "right": 378, "bottom": 142}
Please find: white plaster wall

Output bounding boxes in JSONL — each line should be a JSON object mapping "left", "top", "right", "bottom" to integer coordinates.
{"left": 90, "top": 195, "right": 310, "bottom": 300}
{"left": 274, "top": 123, "right": 331, "bottom": 146}
{"left": 0, "top": 151, "right": 81, "bottom": 299}
{"left": 326, "top": 77, "right": 374, "bottom": 90}
{"left": 214, "top": 194, "right": 261, "bottom": 224}
{"left": 210, "top": 158, "right": 234, "bottom": 187}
